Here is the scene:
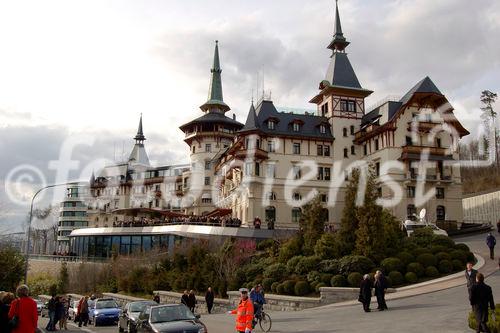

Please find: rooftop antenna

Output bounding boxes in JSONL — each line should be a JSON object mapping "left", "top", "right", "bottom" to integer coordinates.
{"left": 262, "top": 64, "right": 265, "bottom": 100}
{"left": 113, "top": 142, "right": 116, "bottom": 162}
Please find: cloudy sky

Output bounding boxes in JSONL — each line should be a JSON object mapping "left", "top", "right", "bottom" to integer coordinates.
{"left": 0, "top": 0, "right": 499, "bottom": 233}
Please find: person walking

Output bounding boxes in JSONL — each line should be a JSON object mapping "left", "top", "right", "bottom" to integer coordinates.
{"left": 57, "top": 296, "right": 68, "bottom": 330}
{"left": 181, "top": 290, "right": 189, "bottom": 307}
{"left": 188, "top": 290, "right": 197, "bottom": 313}
{"left": 249, "top": 285, "right": 266, "bottom": 328}
{"left": 8, "top": 285, "right": 38, "bottom": 333}
{"left": 45, "top": 294, "right": 57, "bottom": 331}
{"left": 0, "top": 292, "right": 15, "bottom": 333}
{"left": 470, "top": 273, "right": 495, "bottom": 333}
{"left": 465, "top": 262, "right": 478, "bottom": 299}
{"left": 358, "top": 274, "right": 373, "bottom": 313}
{"left": 374, "top": 271, "right": 388, "bottom": 311}
{"left": 229, "top": 288, "right": 254, "bottom": 333}
{"left": 205, "top": 287, "right": 215, "bottom": 314}
{"left": 153, "top": 293, "right": 160, "bottom": 304}
{"left": 77, "top": 296, "right": 89, "bottom": 327}
{"left": 486, "top": 233, "right": 496, "bottom": 260}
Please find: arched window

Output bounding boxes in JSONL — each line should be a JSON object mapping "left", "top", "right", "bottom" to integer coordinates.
{"left": 436, "top": 205, "right": 446, "bottom": 221}
{"left": 407, "top": 204, "right": 417, "bottom": 220}
{"left": 292, "top": 208, "right": 302, "bottom": 223}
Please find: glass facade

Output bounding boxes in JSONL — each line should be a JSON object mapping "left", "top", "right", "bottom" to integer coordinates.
{"left": 70, "top": 234, "right": 178, "bottom": 258}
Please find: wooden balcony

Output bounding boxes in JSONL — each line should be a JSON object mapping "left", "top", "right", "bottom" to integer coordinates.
{"left": 400, "top": 145, "right": 452, "bottom": 161}
{"left": 407, "top": 120, "right": 442, "bottom": 133}
{"left": 234, "top": 148, "right": 269, "bottom": 160}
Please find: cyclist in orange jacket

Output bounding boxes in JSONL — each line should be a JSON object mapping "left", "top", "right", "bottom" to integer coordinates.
{"left": 229, "top": 288, "right": 254, "bottom": 333}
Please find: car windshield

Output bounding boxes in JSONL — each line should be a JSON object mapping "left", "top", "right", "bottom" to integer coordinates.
{"left": 96, "top": 300, "right": 118, "bottom": 309}
{"left": 130, "top": 302, "right": 156, "bottom": 313}
{"left": 150, "top": 305, "right": 195, "bottom": 323}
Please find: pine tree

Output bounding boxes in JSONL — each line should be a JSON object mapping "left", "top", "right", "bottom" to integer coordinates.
{"left": 57, "top": 261, "right": 69, "bottom": 294}
{"left": 299, "top": 194, "right": 326, "bottom": 255}
{"left": 336, "top": 168, "right": 361, "bottom": 256}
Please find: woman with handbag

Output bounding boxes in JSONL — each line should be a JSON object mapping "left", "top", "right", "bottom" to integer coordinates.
{"left": 8, "top": 285, "right": 38, "bottom": 333}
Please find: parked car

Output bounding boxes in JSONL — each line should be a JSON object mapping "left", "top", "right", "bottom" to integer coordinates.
{"left": 35, "top": 299, "right": 44, "bottom": 315}
{"left": 403, "top": 220, "right": 448, "bottom": 237}
{"left": 88, "top": 298, "right": 121, "bottom": 327}
{"left": 118, "top": 300, "right": 158, "bottom": 333}
{"left": 135, "top": 304, "right": 207, "bottom": 333}
{"left": 68, "top": 300, "right": 80, "bottom": 321}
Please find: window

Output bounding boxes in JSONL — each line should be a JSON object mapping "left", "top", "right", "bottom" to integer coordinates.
{"left": 407, "top": 204, "right": 417, "bottom": 220}
{"left": 343, "top": 148, "right": 348, "bottom": 158}
{"left": 351, "top": 145, "right": 355, "bottom": 155}
{"left": 321, "top": 103, "right": 329, "bottom": 117}
{"left": 364, "top": 144, "right": 367, "bottom": 156}
{"left": 406, "top": 136, "right": 412, "bottom": 146}
{"left": 320, "top": 194, "right": 328, "bottom": 203}
{"left": 320, "top": 125, "right": 326, "bottom": 134}
{"left": 407, "top": 186, "right": 416, "bottom": 198}
{"left": 293, "top": 193, "right": 302, "bottom": 201}
{"left": 436, "top": 187, "right": 445, "bottom": 199}
{"left": 292, "top": 165, "right": 301, "bottom": 179}
{"left": 255, "top": 162, "right": 260, "bottom": 176}
{"left": 375, "top": 162, "right": 380, "bottom": 176}
{"left": 245, "top": 162, "right": 253, "bottom": 176}
{"left": 350, "top": 125, "right": 355, "bottom": 135}
{"left": 325, "top": 167, "right": 331, "bottom": 181}
{"left": 266, "top": 164, "right": 276, "bottom": 178}
{"left": 317, "top": 167, "right": 324, "bottom": 180}
{"left": 375, "top": 139, "right": 379, "bottom": 150}
{"left": 201, "top": 198, "right": 212, "bottom": 204}
{"left": 267, "top": 141, "right": 276, "bottom": 152}
{"left": 265, "top": 206, "right": 276, "bottom": 223}
{"left": 436, "top": 138, "right": 442, "bottom": 148}
{"left": 436, "top": 205, "right": 446, "bottom": 221}
{"left": 324, "top": 145, "right": 331, "bottom": 156}
{"left": 317, "top": 145, "right": 323, "bottom": 156}
{"left": 317, "top": 167, "right": 331, "bottom": 181}
{"left": 343, "top": 128, "right": 348, "bottom": 137}
{"left": 293, "top": 123, "right": 300, "bottom": 132}
{"left": 204, "top": 177, "right": 210, "bottom": 185}
{"left": 293, "top": 143, "right": 301, "bottom": 155}
{"left": 268, "top": 120, "right": 275, "bottom": 130}
{"left": 205, "top": 144, "right": 212, "bottom": 153}
{"left": 266, "top": 192, "right": 276, "bottom": 201}
{"left": 292, "top": 208, "right": 302, "bottom": 223}
{"left": 340, "top": 100, "right": 356, "bottom": 112}
{"left": 205, "top": 160, "right": 211, "bottom": 170}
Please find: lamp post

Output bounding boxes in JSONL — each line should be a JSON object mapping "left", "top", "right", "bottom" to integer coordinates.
{"left": 24, "top": 181, "right": 84, "bottom": 284}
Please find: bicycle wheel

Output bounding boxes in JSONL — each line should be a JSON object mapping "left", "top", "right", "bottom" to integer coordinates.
{"left": 259, "top": 312, "right": 272, "bottom": 332}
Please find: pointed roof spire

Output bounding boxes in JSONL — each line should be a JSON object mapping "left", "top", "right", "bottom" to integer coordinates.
{"left": 200, "top": 40, "right": 230, "bottom": 113}
{"left": 327, "top": 0, "right": 350, "bottom": 53}
{"left": 241, "top": 102, "right": 259, "bottom": 132}
{"left": 134, "top": 113, "right": 146, "bottom": 143}
{"left": 90, "top": 170, "right": 95, "bottom": 186}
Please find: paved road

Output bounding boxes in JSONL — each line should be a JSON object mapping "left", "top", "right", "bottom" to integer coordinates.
{"left": 38, "top": 232, "right": 500, "bottom": 333}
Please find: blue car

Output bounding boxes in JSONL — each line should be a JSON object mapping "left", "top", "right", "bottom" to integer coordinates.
{"left": 89, "top": 298, "right": 121, "bottom": 327}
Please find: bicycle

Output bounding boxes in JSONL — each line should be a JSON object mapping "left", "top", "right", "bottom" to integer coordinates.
{"left": 254, "top": 309, "right": 272, "bottom": 332}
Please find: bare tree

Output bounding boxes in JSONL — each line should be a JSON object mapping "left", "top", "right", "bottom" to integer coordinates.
{"left": 480, "top": 90, "right": 499, "bottom": 165}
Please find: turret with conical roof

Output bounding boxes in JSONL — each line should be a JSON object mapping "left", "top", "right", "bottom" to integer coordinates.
{"left": 327, "top": 0, "right": 350, "bottom": 53}
{"left": 200, "top": 41, "right": 230, "bottom": 113}
{"left": 128, "top": 114, "right": 150, "bottom": 166}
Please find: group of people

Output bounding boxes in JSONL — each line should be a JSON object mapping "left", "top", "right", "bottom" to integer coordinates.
{"left": 357, "top": 270, "right": 389, "bottom": 312}
{"left": 74, "top": 295, "right": 97, "bottom": 327}
{"left": 112, "top": 215, "right": 243, "bottom": 228}
{"left": 229, "top": 285, "right": 267, "bottom": 333}
{"left": 181, "top": 290, "right": 198, "bottom": 313}
{"left": 0, "top": 285, "right": 37, "bottom": 333}
{"left": 44, "top": 294, "right": 71, "bottom": 331}
{"left": 465, "top": 262, "right": 495, "bottom": 333}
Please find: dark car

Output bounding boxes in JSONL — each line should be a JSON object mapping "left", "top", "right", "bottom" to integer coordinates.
{"left": 135, "top": 304, "right": 207, "bottom": 333}
{"left": 119, "top": 300, "right": 158, "bottom": 333}
{"left": 89, "top": 298, "right": 121, "bottom": 327}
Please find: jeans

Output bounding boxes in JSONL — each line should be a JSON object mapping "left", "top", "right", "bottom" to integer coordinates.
{"left": 46, "top": 311, "right": 56, "bottom": 331}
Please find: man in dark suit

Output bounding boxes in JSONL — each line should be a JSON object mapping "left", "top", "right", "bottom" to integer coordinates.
{"left": 465, "top": 262, "right": 478, "bottom": 298}
{"left": 470, "top": 273, "right": 495, "bottom": 333}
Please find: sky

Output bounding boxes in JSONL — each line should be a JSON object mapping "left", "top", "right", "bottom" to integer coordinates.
{"left": 0, "top": 0, "right": 499, "bottom": 233}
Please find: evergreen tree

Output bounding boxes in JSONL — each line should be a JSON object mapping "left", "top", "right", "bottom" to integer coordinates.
{"left": 480, "top": 90, "right": 498, "bottom": 165}
{"left": 299, "top": 194, "right": 326, "bottom": 255}
{"left": 57, "top": 262, "right": 69, "bottom": 294}
{"left": 0, "top": 246, "right": 26, "bottom": 292}
{"left": 354, "top": 167, "right": 386, "bottom": 261}
{"left": 336, "top": 168, "right": 361, "bottom": 256}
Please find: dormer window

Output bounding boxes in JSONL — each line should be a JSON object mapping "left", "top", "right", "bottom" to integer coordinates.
{"left": 320, "top": 125, "right": 326, "bottom": 134}
{"left": 293, "top": 123, "right": 300, "bottom": 132}
{"left": 268, "top": 120, "right": 275, "bottom": 130}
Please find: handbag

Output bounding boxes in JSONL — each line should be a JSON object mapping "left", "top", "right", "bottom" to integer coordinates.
{"left": 357, "top": 295, "right": 364, "bottom": 303}
{"left": 9, "top": 299, "right": 20, "bottom": 328}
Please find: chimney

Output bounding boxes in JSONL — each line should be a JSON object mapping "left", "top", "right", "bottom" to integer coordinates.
{"left": 232, "top": 114, "right": 236, "bottom": 120}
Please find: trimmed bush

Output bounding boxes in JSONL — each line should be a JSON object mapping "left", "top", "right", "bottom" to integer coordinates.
{"left": 320, "top": 273, "right": 334, "bottom": 285}
{"left": 466, "top": 252, "right": 476, "bottom": 263}
{"left": 263, "top": 263, "right": 287, "bottom": 281}
{"left": 435, "top": 252, "right": 452, "bottom": 262}
{"left": 339, "top": 255, "right": 375, "bottom": 275}
{"left": 286, "top": 256, "right": 304, "bottom": 274}
{"left": 283, "top": 280, "right": 296, "bottom": 295}
{"left": 425, "top": 266, "right": 439, "bottom": 278}
{"left": 455, "top": 243, "right": 470, "bottom": 253}
{"left": 431, "top": 235, "right": 455, "bottom": 249}
{"left": 450, "top": 250, "right": 467, "bottom": 263}
{"left": 438, "top": 260, "right": 453, "bottom": 274}
{"left": 318, "top": 259, "right": 340, "bottom": 275}
{"left": 331, "top": 275, "right": 347, "bottom": 287}
{"left": 276, "top": 283, "right": 286, "bottom": 295}
{"left": 310, "top": 281, "right": 319, "bottom": 291}
{"left": 430, "top": 245, "right": 448, "bottom": 254}
{"left": 388, "top": 271, "right": 404, "bottom": 286}
{"left": 385, "top": 276, "right": 392, "bottom": 288}
{"left": 307, "top": 271, "right": 321, "bottom": 284}
{"left": 417, "top": 253, "right": 438, "bottom": 268}
{"left": 381, "top": 257, "right": 404, "bottom": 274}
{"left": 294, "top": 281, "right": 311, "bottom": 296}
{"left": 405, "top": 272, "right": 418, "bottom": 284}
{"left": 295, "top": 256, "right": 321, "bottom": 275}
{"left": 412, "top": 247, "right": 432, "bottom": 257}
{"left": 315, "top": 282, "right": 327, "bottom": 293}
{"left": 452, "top": 259, "right": 464, "bottom": 271}
{"left": 262, "top": 278, "right": 274, "bottom": 293}
{"left": 406, "top": 262, "right": 425, "bottom": 277}
{"left": 397, "top": 252, "right": 414, "bottom": 267}
{"left": 347, "top": 272, "right": 363, "bottom": 287}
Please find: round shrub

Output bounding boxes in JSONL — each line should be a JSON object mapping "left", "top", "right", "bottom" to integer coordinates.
{"left": 397, "top": 251, "right": 415, "bottom": 266}
{"left": 435, "top": 252, "right": 451, "bottom": 262}
{"left": 262, "top": 278, "right": 274, "bottom": 293}
{"left": 276, "top": 283, "right": 286, "bottom": 295}
{"left": 405, "top": 272, "right": 418, "bottom": 284}
{"left": 331, "top": 275, "right": 347, "bottom": 287}
{"left": 294, "top": 281, "right": 311, "bottom": 296}
{"left": 295, "top": 256, "right": 321, "bottom": 275}
{"left": 283, "top": 280, "right": 296, "bottom": 295}
{"left": 466, "top": 252, "right": 475, "bottom": 263}
{"left": 286, "top": 256, "right": 304, "bottom": 274}
{"left": 385, "top": 276, "right": 392, "bottom": 288}
{"left": 315, "top": 282, "right": 327, "bottom": 293}
{"left": 412, "top": 247, "right": 432, "bottom": 257}
{"left": 338, "top": 255, "right": 375, "bottom": 275}
{"left": 425, "top": 266, "right": 439, "bottom": 278}
{"left": 306, "top": 271, "right": 321, "bottom": 284}
{"left": 318, "top": 259, "right": 340, "bottom": 275}
{"left": 452, "top": 259, "right": 463, "bottom": 271}
{"left": 263, "top": 263, "right": 287, "bottom": 281}
{"left": 454, "top": 243, "right": 470, "bottom": 252}
{"left": 310, "top": 281, "right": 319, "bottom": 291}
{"left": 406, "top": 262, "right": 425, "bottom": 277}
{"left": 388, "top": 271, "right": 404, "bottom": 286}
{"left": 347, "top": 272, "right": 363, "bottom": 287}
{"left": 438, "top": 260, "right": 453, "bottom": 274}
{"left": 430, "top": 245, "right": 448, "bottom": 254}
{"left": 431, "top": 235, "right": 455, "bottom": 248}
{"left": 450, "top": 250, "right": 467, "bottom": 263}
{"left": 416, "top": 253, "right": 438, "bottom": 268}
{"left": 320, "top": 273, "right": 334, "bottom": 285}
{"left": 271, "top": 282, "right": 280, "bottom": 293}
{"left": 381, "top": 257, "right": 404, "bottom": 274}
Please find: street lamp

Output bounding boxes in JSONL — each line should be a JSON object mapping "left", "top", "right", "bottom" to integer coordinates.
{"left": 24, "top": 181, "right": 85, "bottom": 284}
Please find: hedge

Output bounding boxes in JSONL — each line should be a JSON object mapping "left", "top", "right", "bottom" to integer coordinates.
{"left": 283, "top": 280, "right": 297, "bottom": 295}
{"left": 271, "top": 282, "right": 280, "bottom": 293}
{"left": 412, "top": 247, "right": 432, "bottom": 257}
{"left": 406, "top": 262, "right": 425, "bottom": 277}
{"left": 388, "top": 271, "right": 404, "bottom": 286}
{"left": 276, "top": 283, "right": 286, "bottom": 295}
{"left": 315, "top": 282, "right": 327, "bottom": 293}
{"left": 452, "top": 259, "right": 464, "bottom": 271}
{"left": 286, "top": 256, "right": 304, "bottom": 274}
{"left": 263, "top": 263, "right": 287, "bottom": 281}
{"left": 397, "top": 252, "right": 414, "bottom": 266}
{"left": 339, "top": 256, "right": 375, "bottom": 275}
{"left": 318, "top": 259, "right": 340, "bottom": 275}
{"left": 435, "top": 252, "right": 452, "bottom": 262}
{"left": 294, "top": 281, "right": 311, "bottom": 296}
{"left": 450, "top": 250, "right": 467, "bottom": 263}
{"left": 405, "top": 272, "right": 418, "bottom": 284}
{"left": 307, "top": 271, "right": 321, "bottom": 284}
{"left": 320, "top": 273, "right": 334, "bottom": 286}
{"left": 417, "top": 253, "right": 438, "bottom": 268}
{"left": 295, "top": 256, "right": 321, "bottom": 275}
{"left": 347, "top": 272, "right": 363, "bottom": 287}
{"left": 438, "top": 260, "right": 453, "bottom": 274}
{"left": 431, "top": 235, "right": 455, "bottom": 249}
{"left": 430, "top": 245, "right": 448, "bottom": 254}
{"left": 262, "top": 278, "right": 274, "bottom": 293}
{"left": 425, "top": 266, "right": 439, "bottom": 278}
{"left": 455, "top": 243, "right": 471, "bottom": 253}
{"left": 331, "top": 275, "right": 347, "bottom": 287}
{"left": 381, "top": 257, "right": 404, "bottom": 274}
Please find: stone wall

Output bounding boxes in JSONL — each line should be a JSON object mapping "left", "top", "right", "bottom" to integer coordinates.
{"left": 154, "top": 291, "right": 232, "bottom": 314}
{"left": 102, "top": 292, "right": 149, "bottom": 307}
{"left": 227, "top": 291, "right": 320, "bottom": 311}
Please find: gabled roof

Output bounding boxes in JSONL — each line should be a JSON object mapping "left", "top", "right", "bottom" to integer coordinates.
{"left": 325, "top": 52, "right": 362, "bottom": 89}
{"left": 399, "top": 76, "right": 443, "bottom": 105}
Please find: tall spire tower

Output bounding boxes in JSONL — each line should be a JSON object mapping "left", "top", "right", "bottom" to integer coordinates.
{"left": 134, "top": 113, "right": 146, "bottom": 144}
{"left": 200, "top": 41, "right": 230, "bottom": 113}
{"left": 128, "top": 114, "right": 150, "bottom": 166}
{"left": 327, "top": 0, "right": 350, "bottom": 53}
